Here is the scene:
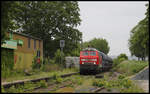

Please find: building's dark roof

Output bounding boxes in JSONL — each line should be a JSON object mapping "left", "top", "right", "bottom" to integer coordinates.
{"left": 13, "top": 32, "right": 42, "bottom": 40}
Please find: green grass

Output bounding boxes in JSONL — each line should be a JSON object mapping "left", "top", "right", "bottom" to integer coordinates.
{"left": 114, "top": 60, "right": 148, "bottom": 76}
{"left": 92, "top": 74, "right": 145, "bottom": 93}
{"left": 2, "top": 67, "right": 79, "bottom": 83}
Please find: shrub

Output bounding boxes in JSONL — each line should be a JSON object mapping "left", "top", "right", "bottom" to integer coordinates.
{"left": 117, "top": 53, "right": 128, "bottom": 60}
{"left": 6, "top": 85, "right": 16, "bottom": 93}
{"left": 93, "top": 79, "right": 106, "bottom": 87}
{"left": 38, "top": 80, "right": 48, "bottom": 88}
{"left": 53, "top": 73, "right": 63, "bottom": 83}
{"left": 112, "top": 58, "right": 120, "bottom": 67}
{"left": 32, "top": 56, "right": 42, "bottom": 70}
{"left": 118, "top": 57, "right": 126, "bottom": 63}
{"left": 53, "top": 49, "right": 65, "bottom": 67}
{"left": 74, "top": 76, "right": 83, "bottom": 85}
{"left": 1, "top": 48, "right": 14, "bottom": 78}
{"left": 118, "top": 74, "right": 126, "bottom": 79}
{"left": 1, "top": 86, "right": 5, "bottom": 93}
{"left": 115, "top": 60, "right": 148, "bottom": 76}
{"left": 70, "top": 49, "right": 80, "bottom": 56}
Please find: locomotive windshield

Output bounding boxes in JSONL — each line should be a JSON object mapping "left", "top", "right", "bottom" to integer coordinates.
{"left": 82, "top": 51, "right": 96, "bottom": 56}
{"left": 89, "top": 51, "right": 96, "bottom": 56}
{"left": 83, "top": 52, "right": 88, "bottom": 56}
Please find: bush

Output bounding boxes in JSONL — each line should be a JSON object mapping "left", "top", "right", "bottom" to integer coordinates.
{"left": 53, "top": 73, "right": 63, "bottom": 83}
{"left": 1, "top": 48, "right": 14, "bottom": 78}
{"left": 116, "top": 60, "right": 148, "bottom": 76}
{"left": 53, "top": 49, "right": 65, "bottom": 67}
{"left": 117, "top": 53, "right": 128, "bottom": 60}
{"left": 118, "top": 57, "right": 126, "bottom": 63}
{"left": 112, "top": 58, "right": 119, "bottom": 67}
{"left": 1, "top": 86, "right": 5, "bottom": 93}
{"left": 93, "top": 79, "right": 106, "bottom": 87}
{"left": 70, "top": 49, "right": 80, "bottom": 56}
{"left": 118, "top": 74, "right": 126, "bottom": 79}
{"left": 6, "top": 85, "right": 16, "bottom": 93}
{"left": 38, "top": 80, "right": 48, "bottom": 88}
{"left": 71, "top": 76, "right": 83, "bottom": 85}
{"left": 41, "top": 57, "right": 60, "bottom": 72}
{"left": 32, "top": 56, "right": 42, "bottom": 70}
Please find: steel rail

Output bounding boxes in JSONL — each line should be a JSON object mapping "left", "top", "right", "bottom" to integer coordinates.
{"left": 2, "top": 72, "right": 79, "bottom": 89}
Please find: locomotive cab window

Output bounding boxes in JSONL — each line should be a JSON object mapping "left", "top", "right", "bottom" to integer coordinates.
{"left": 82, "top": 51, "right": 88, "bottom": 56}
{"left": 89, "top": 51, "right": 96, "bottom": 56}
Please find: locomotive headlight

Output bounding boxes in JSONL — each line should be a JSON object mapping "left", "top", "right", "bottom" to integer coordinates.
{"left": 94, "top": 62, "right": 96, "bottom": 64}
{"left": 82, "top": 62, "right": 84, "bottom": 64}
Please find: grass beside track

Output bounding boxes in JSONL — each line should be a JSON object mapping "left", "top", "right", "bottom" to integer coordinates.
{"left": 2, "top": 68, "right": 78, "bottom": 83}
{"left": 113, "top": 60, "right": 148, "bottom": 76}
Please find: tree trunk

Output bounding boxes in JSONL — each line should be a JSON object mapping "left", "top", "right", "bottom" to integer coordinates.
{"left": 138, "top": 57, "right": 140, "bottom": 61}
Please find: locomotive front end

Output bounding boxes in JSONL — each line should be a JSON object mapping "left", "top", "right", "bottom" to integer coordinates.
{"left": 79, "top": 50, "right": 99, "bottom": 74}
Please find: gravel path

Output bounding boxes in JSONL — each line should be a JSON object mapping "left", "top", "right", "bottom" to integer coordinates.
{"left": 132, "top": 67, "right": 149, "bottom": 80}
{"left": 131, "top": 66, "right": 149, "bottom": 93}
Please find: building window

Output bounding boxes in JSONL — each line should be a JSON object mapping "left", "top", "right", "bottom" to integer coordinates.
{"left": 28, "top": 38, "right": 30, "bottom": 48}
{"left": 9, "top": 32, "right": 13, "bottom": 40}
{"left": 37, "top": 50, "right": 40, "bottom": 57}
{"left": 39, "top": 40, "right": 40, "bottom": 48}
{"left": 34, "top": 39, "right": 36, "bottom": 49}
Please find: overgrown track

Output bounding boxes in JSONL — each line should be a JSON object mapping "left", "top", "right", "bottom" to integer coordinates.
{"left": 2, "top": 72, "right": 79, "bottom": 89}
{"left": 91, "top": 87, "right": 105, "bottom": 93}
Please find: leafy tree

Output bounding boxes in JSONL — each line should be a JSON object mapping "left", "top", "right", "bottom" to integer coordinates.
{"left": 1, "top": 1, "right": 17, "bottom": 44}
{"left": 128, "top": 3, "right": 149, "bottom": 61}
{"left": 83, "top": 38, "right": 110, "bottom": 54}
{"left": 117, "top": 53, "right": 128, "bottom": 60}
{"left": 11, "top": 1, "right": 82, "bottom": 58}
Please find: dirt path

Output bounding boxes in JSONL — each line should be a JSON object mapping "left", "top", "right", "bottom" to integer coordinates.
{"left": 134, "top": 80, "right": 149, "bottom": 93}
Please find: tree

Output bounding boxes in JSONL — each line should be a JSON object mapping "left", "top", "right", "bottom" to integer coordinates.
{"left": 11, "top": 1, "right": 82, "bottom": 57}
{"left": 83, "top": 38, "right": 110, "bottom": 54}
{"left": 1, "top": 1, "right": 15, "bottom": 44}
{"left": 117, "top": 53, "right": 128, "bottom": 60}
{"left": 128, "top": 3, "right": 149, "bottom": 61}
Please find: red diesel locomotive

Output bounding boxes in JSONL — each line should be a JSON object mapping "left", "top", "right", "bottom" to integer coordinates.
{"left": 79, "top": 48, "right": 113, "bottom": 74}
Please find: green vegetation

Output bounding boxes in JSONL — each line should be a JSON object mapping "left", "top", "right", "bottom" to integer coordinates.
{"left": 2, "top": 67, "right": 78, "bottom": 83}
{"left": 1, "top": 1, "right": 17, "bottom": 43}
{"left": 7, "top": 1, "right": 82, "bottom": 58}
{"left": 53, "top": 49, "right": 65, "bottom": 67}
{"left": 114, "top": 60, "right": 148, "bottom": 76}
{"left": 1, "top": 48, "right": 14, "bottom": 78}
{"left": 83, "top": 38, "right": 110, "bottom": 54}
{"left": 129, "top": 3, "right": 149, "bottom": 61}
{"left": 32, "top": 56, "right": 43, "bottom": 70}
{"left": 3, "top": 72, "right": 78, "bottom": 93}
{"left": 112, "top": 53, "right": 128, "bottom": 68}
{"left": 70, "top": 75, "right": 83, "bottom": 85}
{"left": 38, "top": 80, "right": 48, "bottom": 88}
{"left": 117, "top": 53, "right": 128, "bottom": 60}
{"left": 92, "top": 74, "right": 145, "bottom": 93}
{"left": 52, "top": 73, "right": 63, "bottom": 83}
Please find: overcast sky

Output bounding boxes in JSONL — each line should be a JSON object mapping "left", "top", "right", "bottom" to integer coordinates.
{"left": 77, "top": 1, "right": 148, "bottom": 56}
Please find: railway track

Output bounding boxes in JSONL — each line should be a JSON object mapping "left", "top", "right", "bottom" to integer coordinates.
{"left": 2, "top": 72, "right": 79, "bottom": 89}
{"left": 91, "top": 86, "right": 105, "bottom": 93}
{"left": 32, "top": 80, "right": 74, "bottom": 93}
{"left": 3, "top": 70, "right": 117, "bottom": 93}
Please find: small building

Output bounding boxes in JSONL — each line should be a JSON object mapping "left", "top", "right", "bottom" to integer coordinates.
{"left": 1, "top": 31, "right": 43, "bottom": 71}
